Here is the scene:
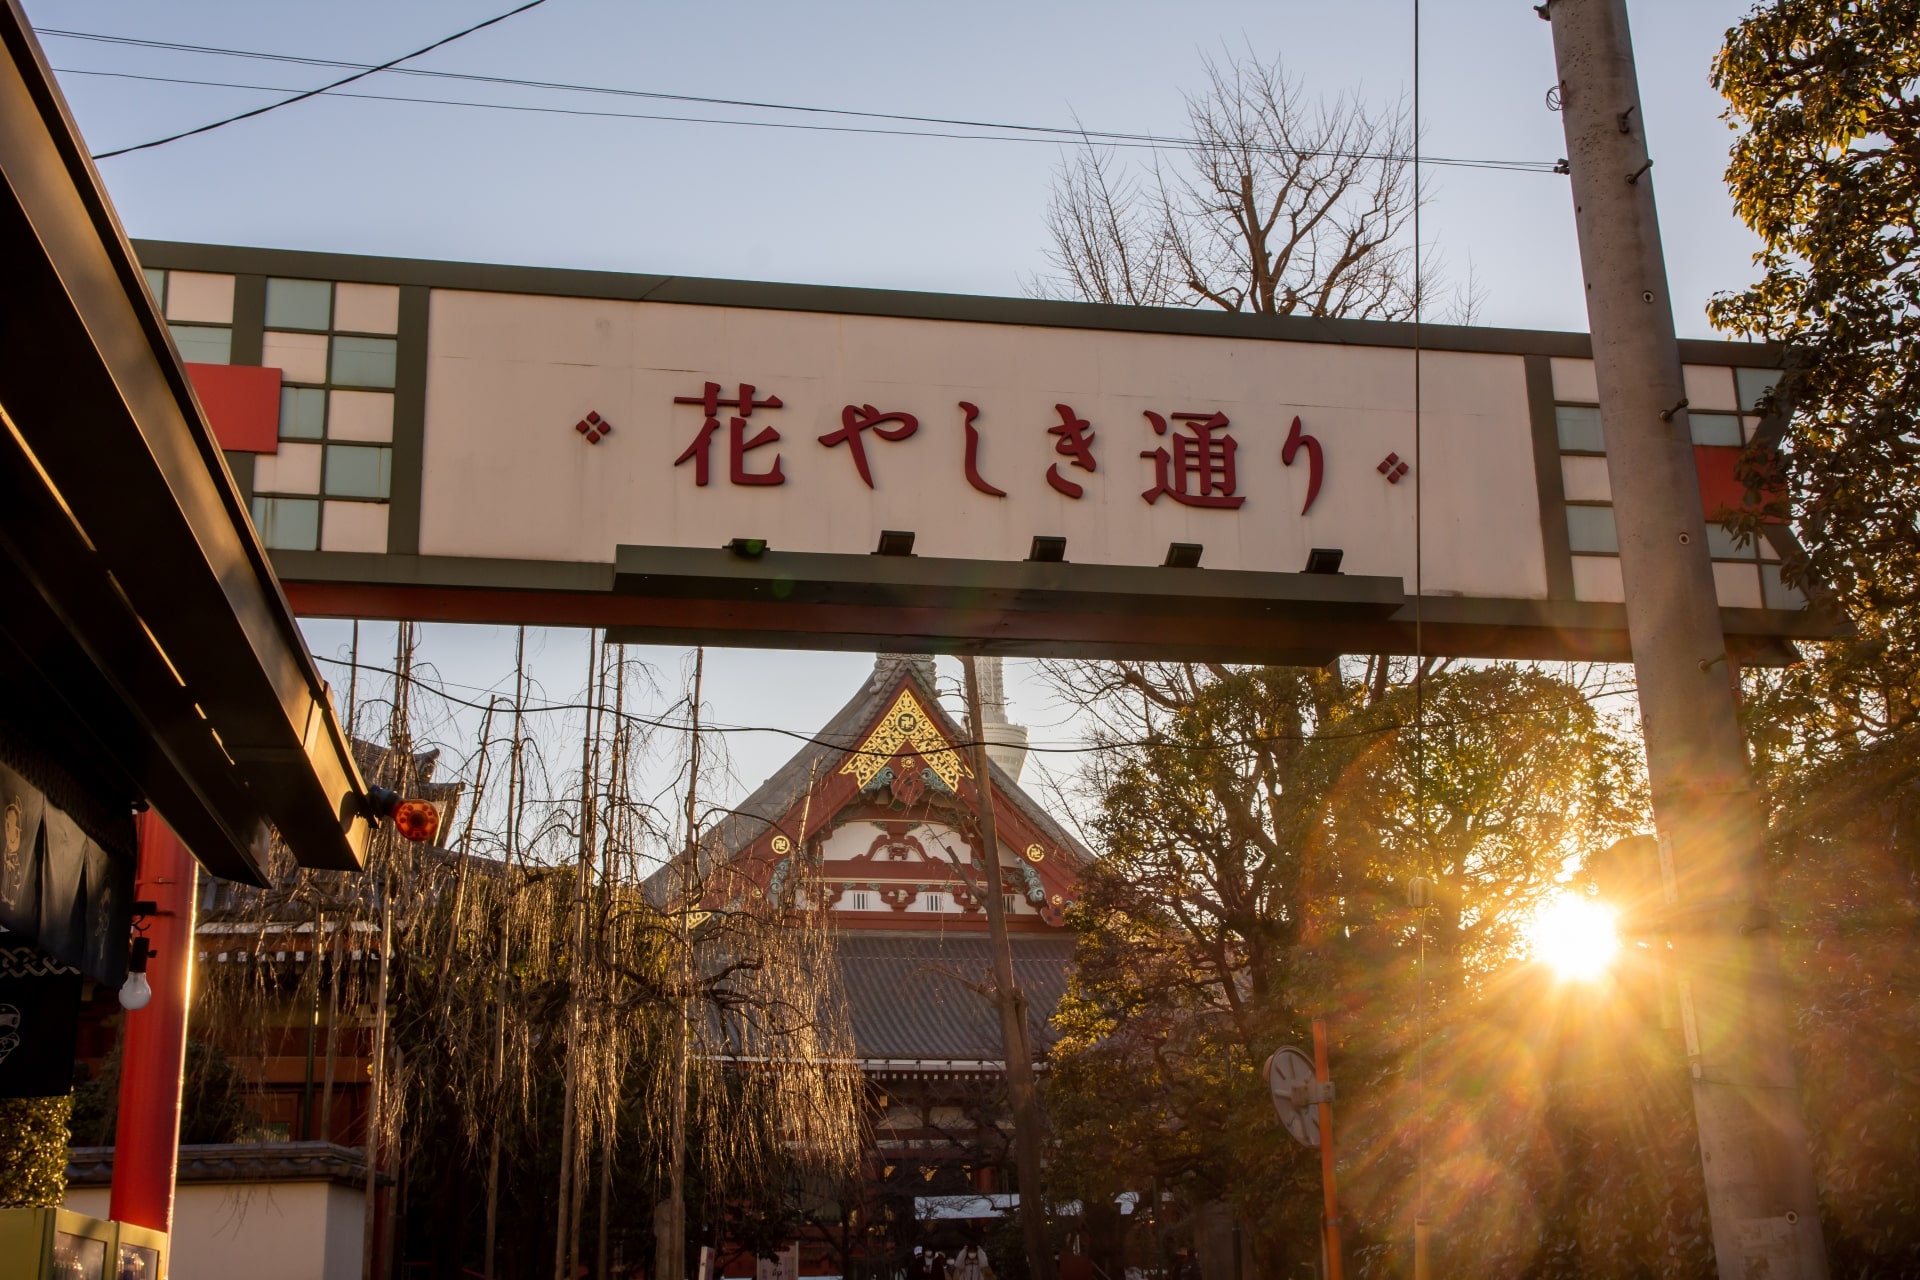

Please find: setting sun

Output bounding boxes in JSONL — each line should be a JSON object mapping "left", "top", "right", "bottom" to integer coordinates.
{"left": 1526, "top": 892, "right": 1621, "bottom": 982}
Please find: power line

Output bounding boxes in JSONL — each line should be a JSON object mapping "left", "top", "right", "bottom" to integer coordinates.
{"left": 43, "top": 25, "right": 1560, "bottom": 174}
{"left": 85, "top": 0, "right": 554, "bottom": 160}
{"left": 313, "top": 654, "right": 1631, "bottom": 760}
{"left": 57, "top": 68, "right": 1233, "bottom": 154}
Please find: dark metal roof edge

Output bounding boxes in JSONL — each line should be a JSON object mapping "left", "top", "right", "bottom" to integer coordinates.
{"left": 2, "top": 6, "right": 370, "bottom": 869}
{"left": 130, "top": 239, "right": 1780, "bottom": 366}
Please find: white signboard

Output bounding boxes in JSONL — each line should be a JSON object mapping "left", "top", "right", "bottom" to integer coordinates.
{"left": 419, "top": 291, "right": 1545, "bottom": 598}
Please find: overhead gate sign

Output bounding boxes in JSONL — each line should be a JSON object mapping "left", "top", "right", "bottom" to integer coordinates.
{"left": 139, "top": 241, "right": 1827, "bottom": 664}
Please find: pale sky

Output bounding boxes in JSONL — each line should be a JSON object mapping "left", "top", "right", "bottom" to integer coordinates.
{"left": 23, "top": 0, "right": 1760, "bottom": 823}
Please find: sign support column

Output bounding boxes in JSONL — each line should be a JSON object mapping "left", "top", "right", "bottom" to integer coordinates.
{"left": 1543, "top": 2, "right": 1826, "bottom": 1276}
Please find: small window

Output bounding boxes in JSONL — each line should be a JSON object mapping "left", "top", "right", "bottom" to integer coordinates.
{"left": 330, "top": 335, "right": 398, "bottom": 388}
{"left": 1555, "top": 405, "right": 1606, "bottom": 453}
{"left": 169, "top": 323, "right": 231, "bottom": 364}
{"left": 921, "top": 893, "right": 945, "bottom": 912}
{"left": 1689, "top": 413, "right": 1743, "bottom": 447}
{"left": 51, "top": 1233, "right": 105, "bottom": 1280}
{"left": 1761, "top": 564, "right": 1806, "bottom": 610}
{"left": 1003, "top": 894, "right": 1019, "bottom": 914}
{"left": 1565, "top": 505, "right": 1619, "bottom": 554}
{"left": 1736, "top": 367, "right": 1783, "bottom": 415}
{"left": 280, "top": 386, "right": 327, "bottom": 440}
{"left": 847, "top": 891, "right": 871, "bottom": 911}
{"left": 266, "top": 278, "right": 333, "bottom": 331}
{"left": 251, "top": 495, "right": 319, "bottom": 550}
{"left": 118, "top": 1243, "right": 161, "bottom": 1280}
{"left": 1706, "top": 522, "right": 1748, "bottom": 559}
{"left": 324, "top": 445, "right": 391, "bottom": 499}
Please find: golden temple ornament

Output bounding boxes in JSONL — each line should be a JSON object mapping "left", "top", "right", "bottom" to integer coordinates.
{"left": 839, "top": 687, "right": 971, "bottom": 793}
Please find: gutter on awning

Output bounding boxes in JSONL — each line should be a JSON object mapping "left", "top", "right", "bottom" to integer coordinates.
{"left": 0, "top": 2, "right": 372, "bottom": 883}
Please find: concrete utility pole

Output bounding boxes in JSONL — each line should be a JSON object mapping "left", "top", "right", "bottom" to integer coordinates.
{"left": 1542, "top": 3, "right": 1827, "bottom": 1276}
{"left": 961, "top": 656, "right": 1054, "bottom": 1280}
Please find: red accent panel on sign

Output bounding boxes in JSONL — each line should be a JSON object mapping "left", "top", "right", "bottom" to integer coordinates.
{"left": 1694, "top": 444, "right": 1781, "bottom": 523}
{"left": 185, "top": 363, "right": 282, "bottom": 453}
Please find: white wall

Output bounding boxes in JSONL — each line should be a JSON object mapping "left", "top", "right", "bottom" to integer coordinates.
{"left": 66, "top": 1181, "right": 363, "bottom": 1280}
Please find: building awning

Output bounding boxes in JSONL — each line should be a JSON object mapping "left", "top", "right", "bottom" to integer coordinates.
{"left": 0, "top": 3, "right": 372, "bottom": 886}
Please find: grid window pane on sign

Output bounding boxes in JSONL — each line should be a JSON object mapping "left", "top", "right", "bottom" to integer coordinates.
{"left": 1690, "top": 412, "right": 1744, "bottom": 447}
{"left": 332, "top": 282, "right": 401, "bottom": 334}
{"left": 250, "top": 495, "right": 319, "bottom": 550}
{"left": 263, "top": 331, "right": 330, "bottom": 384}
{"left": 319, "top": 499, "right": 389, "bottom": 554}
{"left": 1737, "top": 367, "right": 1783, "bottom": 414}
{"left": 324, "top": 444, "right": 391, "bottom": 498}
{"left": 1761, "top": 565, "right": 1807, "bottom": 610}
{"left": 169, "top": 323, "right": 231, "bottom": 364}
{"left": 330, "top": 335, "right": 398, "bottom": 388}
{"left": 279, "top": 387, "right": 327, "bottom": 440}
{"left": 1566, "top": 505, "right": 1619, "bottom": 554}
{"left": 265, "top": 278, "right": 332, "bottom": 331}
{"left": 1706, "top": 522, "right": 1749, "bottom": 559}
{"left": 1555, "top": 405, "right": 1606, "bottom": 453}
{"left": 164, "top": 271, "right": 235, "bottom": 324}
{"left": 327, "top": 390, "right": 394, "bottom": 442}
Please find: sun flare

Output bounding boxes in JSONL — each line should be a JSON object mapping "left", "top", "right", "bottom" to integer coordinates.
{"left": 1526, "top": 892, "right": 1621, "bottom": 982}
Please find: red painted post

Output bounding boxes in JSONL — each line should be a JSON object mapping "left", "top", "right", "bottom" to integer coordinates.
{"left": 109, "top": 812, "right": 199, "bottom": 1232}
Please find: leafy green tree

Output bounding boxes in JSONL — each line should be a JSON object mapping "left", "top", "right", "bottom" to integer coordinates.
{"left": 67, "top": 1036, "right": 257, "bottom": 1147}
{"left": 1710, "top": 0, "right": 1920, "bottom": 655}
{"left": 0, "top": 1097, "right": 72, "bottom": 1207}
{"left": 1042, "top": 661, "right": 1651, "bottom": 1274}
{"left": 1711, "top": 6, "right": 1920, "bottom": 1270}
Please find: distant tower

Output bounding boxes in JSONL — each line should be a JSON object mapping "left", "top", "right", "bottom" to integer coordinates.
{"left": 976, "top": 656, "right": 1030, "bottom": 781}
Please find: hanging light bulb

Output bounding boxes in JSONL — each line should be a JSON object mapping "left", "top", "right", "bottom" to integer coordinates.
{"left": 119, "top": 970, "right": 152, "bottom": 1011}
{"left": 120, "top": 934, "right": 154, "bottom": 1010}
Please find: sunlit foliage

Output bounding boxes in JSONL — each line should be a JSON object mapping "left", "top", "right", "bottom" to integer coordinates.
{"left": 1041, "top": 659, "right": 1668, "bottom": 1275}
{"left": 1712, "top": 5, "right": 1920, "bottom": 1270}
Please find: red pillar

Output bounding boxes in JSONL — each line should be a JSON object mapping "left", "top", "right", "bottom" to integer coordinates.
{"left": 109, "top": 812, "right": 198, "bottom": 1232}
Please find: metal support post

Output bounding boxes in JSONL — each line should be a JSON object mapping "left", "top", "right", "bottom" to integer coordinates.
{"left": 1312, "top": 1020, "right": 1342, "bottom": 1280}
{"left": 1542, "top": 2, "right": 1827, "bottom": 1275}
{"left": 962, "top": 656, "right": 1054, "bottom": 1280}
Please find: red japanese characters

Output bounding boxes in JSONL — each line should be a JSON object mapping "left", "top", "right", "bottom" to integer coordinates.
{"left": 1046, "top": 404, "right": 1098, "bottom": 498}
{"left": 673, "top": 381, "right": 785, "bottom": 486}
{"left": 1141, "top": 411, "right": 1245, "bottom": 509}
{"left": 818, "top": 405, "right": 919, "bottom": 488}
{"left": 1282, "top": 415, "right": 1324, "bottom": 513}
{"left": 669, "top": 381, "right": 1336, "bottom": 511}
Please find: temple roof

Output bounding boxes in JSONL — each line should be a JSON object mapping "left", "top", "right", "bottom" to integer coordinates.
{"left": 834, "top": 931, "right": 1075, "bottom": 1064}
{"left": 652, "top": 655, "right": 1089, "bottom": 898}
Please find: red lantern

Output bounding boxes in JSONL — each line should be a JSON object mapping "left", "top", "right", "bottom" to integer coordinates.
{"left": 391, "top": 799, "right": 440, "bottom": 844}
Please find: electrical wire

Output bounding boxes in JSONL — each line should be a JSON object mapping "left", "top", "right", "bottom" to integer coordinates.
{"left": 41, "top": 25, "right": 1562, "bottom": 174}
{"left": 84, "top": 0, "right": 554, "bottom": 160}
{"left": 1411, "top": 0, "right": 1431, "bottom": 1263}
{"left": 312, "top": 653, "right": 1630, "bottom": 761}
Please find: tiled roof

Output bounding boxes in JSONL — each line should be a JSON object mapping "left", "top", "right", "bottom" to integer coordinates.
{"left": 649, "top": 655, "right": 1089, "bottom": 900}
{"left": 835, "top": 930, "right": 1076, "bottom": 1062}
